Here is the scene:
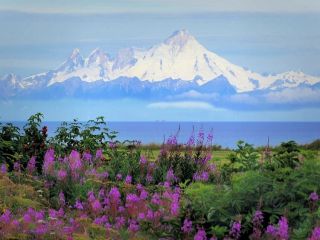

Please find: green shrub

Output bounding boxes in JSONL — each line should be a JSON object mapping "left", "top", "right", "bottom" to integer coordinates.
{"left": 50, "top": 116, "right": 117, "bottom": 155}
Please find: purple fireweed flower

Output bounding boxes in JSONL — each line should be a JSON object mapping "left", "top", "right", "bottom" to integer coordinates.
{"left": 87, "top": 191, "right": 96, "bottom": 202}
{"left": 140, "top": 189, "right": 148, "bottom": 200}
{"left": 140, "top": 155, "right": 147, "bottom": 165}
{"left": 197, "top": 129, "right": 205, "bottom": 145}
{"left": 138, "top": 212, "right": 145, "bottom": 220}
{"left": 0, "top": 209, "right": 11, "bottom": 224}
{"left": 95, "top": 149, "right": 103, "bottom": 160}
{"left": 99, "top": 171, "right": 109, "bottom": 179}
{"left": 98, "top": 189, "right": 106, "bottom": 199}
{"left": 128, "top": 219, "right": 140, "bottom": 232}
{"left": 105, "top": 222, "right": 112, "bottom": 230}
{"left": 43, "top": 148, "right": 55, "bottom": 175}
{"left": 309, "top": 227, "right": 320, "bottom": 240}
{"left": 166, "top": 168, "right": 177, "bottom": 183}
{"left": 309, "top": 192, "right": 319, "bottom": 202}
{"left": 166, "top": 135, "right": 177, "bottom": 145}
{"left": 208, "top": 163, "right": 216, "bottom": 173}
{"left": 57, "top": 169, "right": 67, "bottom": 181}
{"left": 229, "top": 221, "right": 241, "bottom": 240}
{"left": 92, "top": 199, "right": 102, "bottom": 212}
{"left": 83, "top": 151, "right": 92, "bottom": 163}
{"left": 35, "top": 210, "right": 44, "bottom": 221}
{"left": 0, "top": 163, "right": 7, "bottom": 174}
{"left": 13, "top": 162, "right": 21, "bottom": 172}
{"left": 116, "top": 173, "right": 122, "bottom": 181}
{"left": 194, "top": 228, "right": 207, "bottom": 240}
{"left": 125, "top": 175, "right": 132, "bottom": 184}
{"left": 69, "top": 150, "right": 82, "bottom": 171}
{"left": 75, "top": 200, "right": 84, "bottom": 210}
{"left": 146, "top": 173, "right": 153, "bottom": 183}
{"left": 49, "top": 209, "right": 58, "bottom": 219}
{"left": 201, "top": 154, "right": 211, "bottom": 166}
{"left": 118, "top": 206, "right": 125, "bottom": 213}
{"left": 206, "top": 131, "right": 213, "bottom": 145}
{"left": 136, "top": 183, "right": 143, "bottom": 191}
{"left": 11, "top": 219, "right": 19, "bottom": 228}
{"left": 115, "top": 216, "right": 126, "bottom": 229}
{"left": 109, "top": 187, "right": 121, "bottom": 204}
{"left": 23, "top": 213, "right": 32, "bottom": 224}
{"left": 193, "top": 171, "right": 209, "bottom": 182}
{"left": 34, "top": 225, "right": 47, "bottom": 235}
{"left": 170, "top": 201, "right": 179, "bottom": 216}
{"left": 59, "top": 191, "right": 66, "bottom": 207}
{"left": 266, "top": 225, "right": 277, "bottom": 236}
{"left": 146, "top": 209, "right": 154, "bottom": 220}
{"left": 109, "top": 142, "right": 116, "bottom": 149}
{"left": 252, "top": 210, "right": 264, "bottom": 239}
{"left": 149, "top": 162, "right": 156, "bottom": 169}
{"left": 187, "top": 132, "right": 195, "bottom": 147}
{"left": 27, "top": 156, "right": 36, "bottom": 174}
{"left": 109, "top": 187, "right": 121, "bottom": 201}
{"left": 181, "top": 219, "right": 193, "bottom": 234}
{"left": 94, "top": 215, "right": 108, "bottom": 225}
{"left": 69, "top": 150, "right": 81, "bottom": 161}
{"left": 253, "top": 210, "right": 264, "bottom": 226}
{"left": 278, "top": 216, "right": 289, "bottom": 240}
{"left": 151, "top": 193, "right": 161, "bottom": 205}
{"left": 57, "top": 208, "right": 64, "bottom": 218}
{"left": 126, "top": 193, "right": 140, "bottom": 204}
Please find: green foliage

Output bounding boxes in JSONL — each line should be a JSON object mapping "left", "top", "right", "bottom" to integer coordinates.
{"left": 0, "top": 113, "right": 48, "bottom": 173}
{"left": 153, "top": 143, "right": 211, "bottom": 184}
{"left": 50, "top": 116, "right": 117, "bottom": 154}
{"left": 221, "top": 141, "right": 260, "bottom": 182}
{"left": 265, "top": 140, "right": 301, "bottom": 170}
{"left": 106, "top": 141, "right": 141, "bottom": 182}
{"left": 184, "top": 182, "right": 220, "bottom": 220}
{"left": 21, "top": 113, "right": 48, "bottom": 172}
{"left": 0, "top": 174, "right": 46, "bottom": 212}
{"left": 0, "top": 123, "right": 22, "bottom": 171}
{"left": 230, "top": 141, "right": 260, "bottom": 171}
{"left": 303, "top": 139, "right": 320, "bottom": 150}
{"left": 210, "top": 225, "right": 228, "bottom": 239}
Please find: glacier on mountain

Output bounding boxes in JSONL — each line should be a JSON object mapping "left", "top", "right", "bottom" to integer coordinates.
{"left": 1, "top": 29, "right": 320, "bottom": 109}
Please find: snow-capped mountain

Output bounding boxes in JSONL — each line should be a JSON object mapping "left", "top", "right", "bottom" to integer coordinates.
{"left": 1, "top": 29, "right": 320, "bottom": 99}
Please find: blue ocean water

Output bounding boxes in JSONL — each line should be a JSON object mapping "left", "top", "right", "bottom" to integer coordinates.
{"left": 7, "top": 121, "right": 320, "bottom": 148}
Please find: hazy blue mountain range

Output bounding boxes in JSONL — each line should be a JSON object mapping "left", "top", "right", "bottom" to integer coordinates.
{"left": 1, "top": 30, "right": 319, "bottom": 110}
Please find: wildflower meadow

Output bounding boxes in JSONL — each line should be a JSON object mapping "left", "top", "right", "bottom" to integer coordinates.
{"left": 0, "top": 114, "right": 319, "bottom": 239}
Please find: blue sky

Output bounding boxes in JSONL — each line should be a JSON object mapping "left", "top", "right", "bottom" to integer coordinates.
{"left": 1, "top": 0, "right": 320, "bottom": 14}
{"left": 0, "top": 1, "right": 319, "bottom": 77}
{"left": 0, "top": 0, "right": 320, "bottom": 121}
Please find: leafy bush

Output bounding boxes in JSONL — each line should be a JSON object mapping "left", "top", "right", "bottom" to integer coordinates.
{"left": 0, "top": 113, "right": 48, "bottom": 173}
{"left": 220, "top": 141, "right": 260, "bottom": 182}
{"left": 265, "top": 140, "right": 301, "bottom": 170}
{"left": 50, "top": 116, "right": 117, "bottom": 155}
{"left": 303, "top": 139, "right": 320, "bottom": 150}
{"left": 0, "top": 123, "right": 21, "bottom": 171}
{"left": 153, "top": 131, "right": 215, "bottom": 185}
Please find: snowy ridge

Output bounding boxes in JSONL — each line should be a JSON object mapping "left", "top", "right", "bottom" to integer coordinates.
{"left": 2, "top": 29, "right": 320, "bottom": 94}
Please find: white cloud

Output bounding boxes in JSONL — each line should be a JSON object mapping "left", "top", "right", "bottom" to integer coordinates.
{"left": 147, "top": 101, "right": 215, "bottom": 110}
{"left": 265, "top": 88, "right": 320, "bottom": 104}
{"left": 168, "top": 90, "right": 219, "bottom": 101}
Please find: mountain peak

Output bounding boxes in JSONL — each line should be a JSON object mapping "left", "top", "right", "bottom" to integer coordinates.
{"left": 57, "top": 48, "right": 84, "bottom": 72}
{"left": 87, "top": 48, "right": 109, "bottom": 66}
{"left": 164, "top": 29, "right": 196, "bottom": 47}
{"left": 70, "top": 48, "right": 81, "bottom": 59}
